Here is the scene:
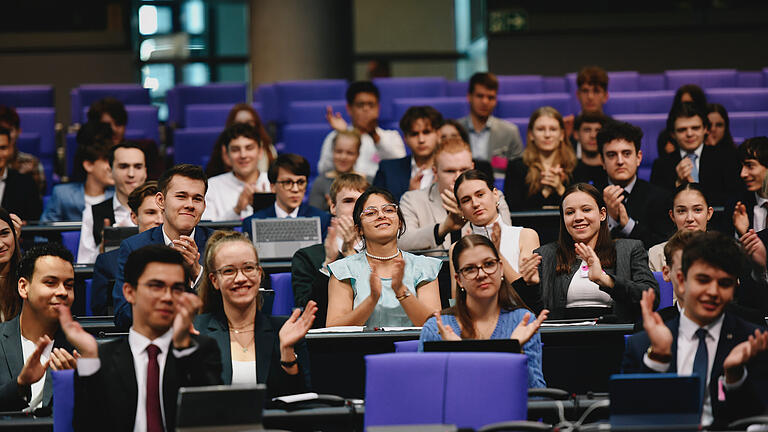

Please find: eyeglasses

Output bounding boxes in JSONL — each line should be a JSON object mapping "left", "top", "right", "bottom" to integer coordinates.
{"left": 457, "top": 259, "right": 500, "bottom": 279}
{"left": 275, "top": 179, "right": 307, "bottom": 191}
{"left": 360, "top": 203, "right": 398, "bottom": 220}
{"left": 215, "top": 262, "right": 261, "bottom": 280}
{"left": 140, "top": 281, "right": 186, "bottom": 296}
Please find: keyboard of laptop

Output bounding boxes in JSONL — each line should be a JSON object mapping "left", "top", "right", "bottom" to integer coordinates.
{"left": 253, "top": 219, "right": 319, "bottom": 242}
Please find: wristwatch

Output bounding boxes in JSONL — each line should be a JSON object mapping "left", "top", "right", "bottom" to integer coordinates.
{"left": 280, "top": 353, "right": 298, "bottom": 368}
{"left": 646, "top": 346, "right": 672, "bottom": 363}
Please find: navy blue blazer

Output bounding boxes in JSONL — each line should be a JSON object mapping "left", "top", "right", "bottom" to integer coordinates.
{"left": 194, "top": 310, "right": 310, "bottom": 398}
{"left": 241, "top": 203, "right": 331, "bottom": 240}
{"left": 91, "top": 249, "right": 119, "bottom": 316}
{"left": 373, "top": 155, "right": 412, "bottom": 202}
{"left": 622, "top": 313, "right": 768, "bottom": 428}
{"left": 41, "top": 182, "right": 114, "bottom": 222}
{"left": 112, "top": 225, "right": 215, "bottom": 330}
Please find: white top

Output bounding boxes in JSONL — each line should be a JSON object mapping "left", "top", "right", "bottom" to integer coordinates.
{"left": 203, "top": 171, "right": 271, "bottom": 221}
{"left": 20, "top": 335, "right": 53, "bottom": 411}
{"left": 753, "top": 193, "right": 768, "bottom": 232}
{"left": 77, "top": 195, "right": 135, "bottom": 264}
{"left": 274, "top": 202, "right": 300, "bottom": 218}
{"left": 84, "top": 193, "right": 106, "bottom": 207}
{"left": 565, "top": 260, "right": 613, "bottom": 308}
{"left": 470, "top": 216, "right": 522, "bottom": 271}
{"left": 318, "top": 127, "right": 406, "bottom": 178}
{"left": 410, "top": 157, "right": 434, "bottom": 190}
{"left": 231, "top": 360, "right": 257, "bottom": 385}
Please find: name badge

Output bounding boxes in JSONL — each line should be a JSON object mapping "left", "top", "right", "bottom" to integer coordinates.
{"left": 579, "top": 264, "right": 590, "bottom": 278}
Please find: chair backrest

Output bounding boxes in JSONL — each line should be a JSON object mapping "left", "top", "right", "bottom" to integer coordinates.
{"left": 52, "top": 369, "right": 75, "bottom": 432}
{"left": 365, "top": 352, "right": 529, "bottom": 429}
{"left": 269, "top": 272, "right": 295, "bottom": 315}
{"left": 652, "top": 271, "right": 674, "bottom": 310}
{"left": 394, "top": 339, "right": 419, "bottom": 352}
{"left": 70, "top": 84, "right": 151, "bottom": 124}
{"left": 167, "top": 83, "right": 248, "bottom": 127}
{"left": 172, "top": 127, "right": 222, "bottom": 167}
{"left": 61, "top": 231, "right": 80, "bottom": 259}
{"left": 0, "top": 85, "right": 54, "bottom": 107}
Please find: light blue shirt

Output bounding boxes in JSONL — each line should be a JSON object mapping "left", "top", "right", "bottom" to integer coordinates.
{"left": 419, "top": 309, "right": 546, "bottom": 388}
{"left": 328, "top": 250, "right": 442, "bottom": 327}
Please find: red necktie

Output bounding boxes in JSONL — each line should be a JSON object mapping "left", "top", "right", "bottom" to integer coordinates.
{"left": 146, "top": 344, "right": 163, "bottom": 432}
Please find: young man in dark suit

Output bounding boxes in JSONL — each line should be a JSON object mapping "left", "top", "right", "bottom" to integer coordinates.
{"left": 596, "top": 120, "right": 673, "bottom": 249}
{"left": 0, "top": 243, "right": 76, "bottom": 412}
{"left": 291, "top": 173, "right": 368, "bottom": 327}
{"left": 112, "top": 165, "right": 215, "bottom": 330}
{"left": 241, "top": 153, "right": 331, "bottom": 238}
{"left": 650, "top": 102, "right": 739, "bottom": 206}
{"left": 0, "top": 127, "right": 41, "bottom": 223}
{"left": 373, "top": 105, "right": 442, "bottom": 201}
{"left": 732, "top": 137, "right": 768, "bottom": 236}
{"left": 60, "top": 244, "right": 222, "bottom": 432}
{"left": 623, "top": 232, "right": 768, "bottom": 429}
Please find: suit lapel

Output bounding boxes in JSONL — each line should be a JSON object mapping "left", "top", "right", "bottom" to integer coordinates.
{"left": 205, "top": 315, "right": 232, "bottom": 384}
{"left": 0, "top": 317, "right": 23, "bottom": 383}
{"left": 114, "top": 339, "right": 139, "bottom": 425}
{"left": 254, "top": 312, "right": 275, "bottom": 384}
{"left": 711, "top": 314, "right": 738, "bottom": 391}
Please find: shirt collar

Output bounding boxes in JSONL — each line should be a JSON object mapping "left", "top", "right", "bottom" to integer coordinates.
{"left": 161, "top": 224, "right": 196, "bottom": 246}
{"left": 274, "top": 202, "right": 300, "bottom": 218}
{"left": 679, "top": 309, "right": 724, "bottom": 342}
{"left": 755, "top": 193, "right": 768, "bottom": 207}
{"left": 128, "top": 327, "right": 173, "bottom": 357}
{"left": 0, "top": 167, "right": 8, "bottom": 182}
{"left": 679, "top": 143, "right": 704, "bottom": 160}
{"left": 469, "top": 116, "right": 493, "bottom": 133}
{"left": 608, "top": 175, "right": 637, "bottom": 194}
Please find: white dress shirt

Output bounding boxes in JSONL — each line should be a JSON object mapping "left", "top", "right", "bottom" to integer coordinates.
{"left": 20, "top": 335, "right": 53, "bottom": 411}
{"left": 410, "top": 158, "right": 434, "bottom": 190}
{"left": 274, "top": 203, "right": 300, "bottom": 219}
{"left": 77, "top": 195, "right": 136, "bottom": 264}
{"left": 606, "top": 176, "right": 637, "bottom": 235}
{"left": 643, "top": 312, "right": 746, "bottom": 426}
{"left": 77, "top": 328, "right": 197, "bottom": 432}
{"left": 318, "top": 127, "right": 406, "bottom": 178}
{"left": 0, "top": 167, "right": 8, "bottom": 206}
{"left": 202, "top": 171, "right": 271, "bottom": 221}
{"left": 753, "top": 193, "right": 768, "bottom": 232}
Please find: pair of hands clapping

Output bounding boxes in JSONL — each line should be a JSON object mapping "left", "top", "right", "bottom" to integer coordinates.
{"left": 433, "top": 309, "right": 549, "bottom": 346}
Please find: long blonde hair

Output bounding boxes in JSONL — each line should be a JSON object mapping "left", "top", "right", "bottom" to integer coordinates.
{"left": 198, "top": 230, "right": 263, "bottom": 314}
{"left": 522, "top": 106, "right": 577, "bottom": 197}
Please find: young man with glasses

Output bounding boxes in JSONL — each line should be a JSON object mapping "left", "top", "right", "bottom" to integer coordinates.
{"left": 241, "top": 153, "right": 331, "bottom": 239}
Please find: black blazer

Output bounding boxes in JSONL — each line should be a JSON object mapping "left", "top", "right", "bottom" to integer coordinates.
{"left": 0, "top": 315, "right": 72, "bottom": 411}
{"left": 373, "top": 155, "right": 412, "bottom": 202}
{"left": 622, "top": 313, "right": 768, "bottom": 428}
{"left": 291, "top": 243, "right": 337, "bottom": 328}
{"left": 91, "top": 249, "right": 119, "bottom": 316}
{"left": 594, "top": 178, "right": 674, "bottom": 249}
{"left": 504, "top": 157, "right": 567, "bottom": 211}
{"left": 73, "top": 334, "right": 222, "bottom": 432}
{"left": 2, "top": 168, "right": 42, "bottom": 221}
{"left": 649, "top": 146, "right": 739, "bottom": 206}
{"left": 91, "top": 198, "right": 116, "bottom": 246}
{"left": 533, "top": 239, "right": 659, "bottom": 323}
{"left": 194, "top": 310, "right": 310, "bottom": 398}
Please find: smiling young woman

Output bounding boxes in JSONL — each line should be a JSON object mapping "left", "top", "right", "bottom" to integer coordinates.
{"left": 522, "top": 183, "right": 658, "bottom": 322}
{"left": 326, "top": 187, "right": 442, "bottom": 327}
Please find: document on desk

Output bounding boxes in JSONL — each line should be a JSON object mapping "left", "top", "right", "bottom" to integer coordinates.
{"left": 378, "top": 327, "right": 422, "bottom": 331}
{"left": 540, "top": 321, "right": 596, "bottom": 327}
{"left": 308, "top": 326, "right": 365, "bottom": 333}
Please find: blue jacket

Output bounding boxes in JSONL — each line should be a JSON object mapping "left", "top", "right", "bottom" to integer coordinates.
{"left": 241, "top": 203, "right": 331, "bottom": 240}
{"left": 372, "top": 155, "right": 412, "bottom": 202}
{"left": 41, "top": 183, "right": 114, "bottom": 222}
{"left": 91, "top": 249, "right": 119, "bottom": 316}
{"left": 112, "top": 225, "right": 215, "bottom": 330}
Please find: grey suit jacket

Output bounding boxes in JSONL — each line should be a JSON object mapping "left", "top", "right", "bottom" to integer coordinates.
{"left": 534, "top": 239, "right": 659, "bottom": 323}
{"left": 458, "top": 115, "right": 524, "bottom": 161}
{"left": 399, "top": 182, "right": 513, "bottom": 252}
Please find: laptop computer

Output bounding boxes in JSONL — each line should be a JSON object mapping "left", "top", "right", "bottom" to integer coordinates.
{"left": 251, "top": 216, "right": 322, "bottom": 260}
{"left": 103, "top": 226, "right": 139, "bottom": 252}
{"left": 610, "top": 373, "right": 701, "bottom": 431}
{"left": 176, "top": 384, "right": 266, "bottom": 432}
{"left": 423, "top": 339, "right": 521, "bottom": 353}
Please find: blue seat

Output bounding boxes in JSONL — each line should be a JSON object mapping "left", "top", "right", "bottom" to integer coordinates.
{"left": 172, "top": 127, "right": 222, "bottom": 167}
{"left": 84, "top": 278, "right": 93, "bottom": 316}
{"left": 274, "top": 80, "right": 347, "bottom": 124}
{"left": 365, "top": 352, "right": 528, "bottom": 430}
{"left": 653, "top": 271, "right": 674, "bottom": 310}
{"left": 543, "top": 76, "right": 567, "bottom": 93}
{"left": 392, "top": 97, "right": 469, "bottom": 122}
{"left": 52, "top": 369, "right": 75, "bottom": 432}
{"left": 0, "top": 85, "right": 54, "bottom": 107}
{"left": 16, "top": 133, "right": 41, "bottom": 156}
{"left": 61, "top": 231, "right": 80, "bottom": 259}
{"left": 269, "top": 272, "right": 295, "bottom": 315}
{"left": 613, "top": 113, "right": 667, "bottom": 174}
{"left": 706, "top": 88, "right": 768, "bottom": 112}
{"left": 730, "top": 112, "right": 768, "bottom": 139}
{"left": 737, "top": 71, "right": 764, "bottom": 88}
{"left": 664, "top": 69, "right": 738, "bottom": 90}
{"left": 497, "top": 75, "right": 545, "bottom": 94}
{"left": 70, "top": 84, "right": 150, "bottom": 124}
{"left": 393, "top": 340, "right": 419, "bottom": 352}
{"left": 167, "top": 83, "right": 247, "bottom": 127}
{"left": 495, "top": 93, "right": 572, "bottom": 119}
{"left": 16, "top": 107, "right": 56, "bottom": 162}
{"left": 604, "top": 91, "right": 675, "bottom": 116}
{"left": 184, "top": 103, "right": 265, "bottom": 128}
{"left": 639, "top": 73, "right": 666, "bottom": 91}
{"left": 445, "top": 80, "right": 468, "bottom": 97}
{"left": 373, "top": 77, "right": 447, "bottom": 122}
{"left": 287, "top": 100, "right": 348, "bottom": 124}
{"left": 82, "top": 105, "right": 160, "bottom": 143}
{"left": 281, "top": 124, "right": 333, "bottom": 177}
{"left": 566, "top": 71, "right": 640, "bottom": 93}
{"left": 254, "top": 84, "right": 279, "bottom": 123}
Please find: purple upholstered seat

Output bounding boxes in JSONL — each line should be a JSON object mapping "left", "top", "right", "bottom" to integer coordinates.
{"left": 70, "top": 84, "right": 150, "bottom": 124}
{"left": 81, "top": 105, "right": 160, "bottom": 143}
{"left": 281, "top": 124, "right": 333, "bottom": 177}
{"left": 172, "top": 127, "right": 222, "bottom": 167}
{"left": 392, "top": 97, "right": 469, "bottom": 121}
{"left": 495, "top": 93, "right": 571, "bottom": 119}
{"left": 729, "top": 112, "right": 768, "bottom": 138}
{"left": 613, "top": 113, "right": 667, "bottom": 180}
{"left": 273, "top": 80, "right": 348, "bottom": 124}
{"left": 446, "top": 80, "right": 468, "bottom": 97}
{"left": 393, "top": 340, "right": 419, "bottom": 352}
{"left": 497, "top": 75, "right": 545, "bottom": 94}
{"left": 269, "top": 272, "right": 295, "bottom": 316}
{"left": 543, "top": 76, "right": 567, "bottom": 93}
{"left": 664, "top": 69, "right": 737, "bottom": 90}
{"left": 373, "top": 77, "right": 447, "bottom": 123}
{"left": 167, "top": 83, "right": 247, "bottom": 127}
{"left": 737, "top": 71, "right": 764, "bottom": 88}
{"left": 566, "top": 71, "right": 640, "bottom": 93}
{"left": 639, "top": 74, "right": 666, "bottom": 91}
{"left": 653, "top": 271, "right": 674, "bottom": 310}
{"left": 0, "top": 85, "right": 54, "bottom": 107}
{"left": 287, "top": 100, "right": 348, "bottom": 124}
{"left": 706, "top": 88, "right": 768, "bottom": 112}
{"left": 604, "top": 91, "right": 675, "bottom": 116}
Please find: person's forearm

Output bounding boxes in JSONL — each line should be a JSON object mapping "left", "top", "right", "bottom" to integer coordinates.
{"left": 326, "top": 295, "right": 378, "bottom": 326}
{"left": 500, "top": 256, "right": 522, "bottom": 283}
{"left": 399, "top": 295, "right": 436, "bottom": 326}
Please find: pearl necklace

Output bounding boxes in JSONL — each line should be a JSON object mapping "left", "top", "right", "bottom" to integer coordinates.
{"left": 365, "top": 248, "right": 401, "bottom": 260}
